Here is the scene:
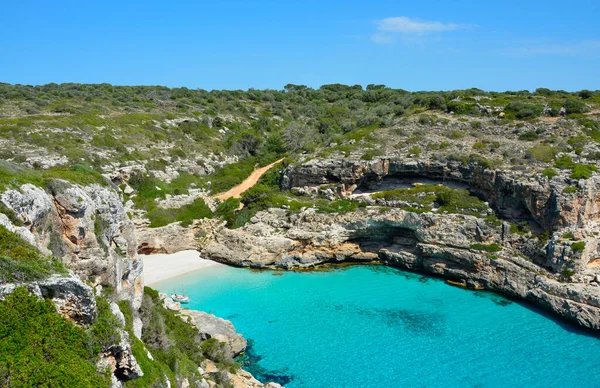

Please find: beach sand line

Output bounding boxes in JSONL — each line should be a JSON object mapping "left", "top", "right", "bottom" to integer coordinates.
{"left": 143, "top": 250, "right": 222, "bottom": 286}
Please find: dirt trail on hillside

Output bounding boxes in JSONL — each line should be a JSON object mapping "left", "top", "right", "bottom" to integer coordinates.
{"left": 214, "top": 158, "right": 284, "bottom": 201}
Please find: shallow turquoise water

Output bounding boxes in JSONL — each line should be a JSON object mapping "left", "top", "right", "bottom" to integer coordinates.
{"left": 157, "top": 265, "right": 600, "bottom": 388}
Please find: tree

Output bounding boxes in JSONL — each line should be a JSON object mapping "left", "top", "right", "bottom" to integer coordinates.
{"left": 282, "top": 122, "right": 317, "bottom": 152}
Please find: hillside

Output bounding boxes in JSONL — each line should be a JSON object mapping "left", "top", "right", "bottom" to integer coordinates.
{"left": 2, "top": 83, "right": 600, "bottom": 386}
{"left": 1, "top": 83, "right": 599, "bottom": 229}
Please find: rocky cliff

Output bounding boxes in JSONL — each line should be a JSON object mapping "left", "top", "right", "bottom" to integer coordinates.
{"left": 200, "top": 157, "right": 600, "bottom": 331}
{"left": 0, "top": 180, "right": 280, "bottom": 387}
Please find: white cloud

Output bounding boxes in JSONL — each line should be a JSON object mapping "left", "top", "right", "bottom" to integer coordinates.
{"left": 370, "top": 32, "right": 394, "bottom": 44}
{"left": 377, "top": 17, "right": 463, "bottom": 34}
{"left": 370, "top": 16, "right": 469, "bottom": 44}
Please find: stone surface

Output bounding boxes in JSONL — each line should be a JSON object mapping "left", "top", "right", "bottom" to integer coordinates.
{"left": 180, "top": 309, "right": 248, "bottom": 357}
{"left": 0, "top": 273, "right": 96, "bottom": 325}
{"left": 1, "top": 182, "right": 144, "bottom": 311}
{"left": 98, "top": 329, "right": 143, "bottom": 382}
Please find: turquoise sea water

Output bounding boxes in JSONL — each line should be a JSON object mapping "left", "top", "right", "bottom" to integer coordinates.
{"left": 157, "top": 265, "right": 600, "bottom": 388}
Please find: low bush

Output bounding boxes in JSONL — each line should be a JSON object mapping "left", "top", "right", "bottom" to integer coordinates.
{"left": 564, "top": 98, "right": 588, "bottom": 114}
{"left": 542, "top": 168, "right": 558, "bottom": 178}
{"left": 0, "top": 225, "right": 65, "bottom": 283}
{"left": 0, "top": 287, "right": 109, "bottom": 387}
{"left": 528, "top": 144, "right": 556, "bottom": 162}
{"left": 505, "top": 102, "right": 543, "bottom": 119}
{"left": 571, "top": 241, "right": 585, "bottom": 252}
{"left": 519, "top": 131, "right": 540, "bottom": 141}
{"left": 146, "top": 198, "right": 213, "bottom": 228}
{"left": 470, "top": 243, "right": 502, "bottom": 252}
{"left": 571, "top": 164, "right": 597, "bottom": 180}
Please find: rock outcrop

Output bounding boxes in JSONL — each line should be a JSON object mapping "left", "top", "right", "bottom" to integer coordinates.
{"left": 159, "top": 293, "right": 247, "bottom": 357}
{"left": 1, "top": 182, "right": 143, "bottom": 309}
{"left": 0, "top": 273, "right": 96, "bottom": 325}
{"left": 201, "top": 156, "right": 600, "bottom": 330}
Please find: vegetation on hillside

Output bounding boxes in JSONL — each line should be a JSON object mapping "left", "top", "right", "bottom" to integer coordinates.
{"left": 0, "top": 225, "right": 65, "bottom": 283}
{"left": 0, "top": 287, "right": 110, "bottom": 387}
{"left": 1, "top": 82, "right": 599, "bottom": 228}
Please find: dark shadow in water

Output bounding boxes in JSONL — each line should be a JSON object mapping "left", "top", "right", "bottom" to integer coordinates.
{"left": 471, "top": 291, "right": 513, "bottom": 306}
{"left": 236, "top": 339, "right": 294, "bottom": 386}
{"left": 354, "top": 306, "right": 446, "bottom": 336}
{"left": 361, "top": 264, "right": 600, "bottom": 339}
{"left": 512, "top": 299, "right": 600, "bottom": 340}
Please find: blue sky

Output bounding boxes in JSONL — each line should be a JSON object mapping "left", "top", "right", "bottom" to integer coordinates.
{"left": 1, "top": 0, "right": 598, "bottom": 91}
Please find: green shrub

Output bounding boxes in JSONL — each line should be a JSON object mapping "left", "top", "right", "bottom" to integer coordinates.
{"left": 470, "top": 243, "right": 501, "bottom": 252}
{"left": 214, "top": 197, "right": 241, "bottom": 227}
{"left": 510, "top": 221, "right": 530, "bottom": 235}
{"left": 147, "top": 198, "right": 212, "bottom": 228}
{"left": 0, "top": 225, "right": 65, "bottom": 282}
{"left": 571, "top": 241, "right": 585, "bottom": 252}
{"left": 0, "top": 287, "right": 109, "bottom": 387}
{"left": 528, "top": 144, "right": 556, "bottom": 162}
{"left": 571, "top": 164, "right": 597, "bottom": 179}
{"left": 542, "top": 168, "right": 558, "bottom": 178}
{"left": 564, "top": 98, "right": 588, "bottom": 114}
{"left": 555, "top": 155, "right": 575, "bottom": 169}
{"left": 563, "top": 186, "right": 579, "bottom": 194}
{"left": 361, "top": 149, "right": 379, "bottom": 161}
{"left": 505, "top": 102, "right": 543, "bottom": 119}
{"left": 407, "top": 145, "right": 422, "bottom": 157}
{"left": 91, "top": 297, "right": 122, "bottom": 352}
{"left": 519, "top": 131, "right": 540, "bottom": 141}
{"left": 560, "top": 268, "right": 575, "bottom": 281}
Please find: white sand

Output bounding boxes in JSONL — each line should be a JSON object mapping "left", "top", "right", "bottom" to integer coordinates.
{"left": 143, "top": 250, "right": 222, "bottom": 286}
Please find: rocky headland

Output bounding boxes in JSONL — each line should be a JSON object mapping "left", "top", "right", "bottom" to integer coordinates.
{"left": 199, "top": 158, "right": 600, "bottom": 330}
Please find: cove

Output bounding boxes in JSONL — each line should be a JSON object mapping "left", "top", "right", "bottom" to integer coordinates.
{"left": 156, "top": 265, "right": 600, "bottom": 388}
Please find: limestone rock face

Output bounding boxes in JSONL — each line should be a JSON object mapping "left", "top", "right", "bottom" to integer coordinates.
{"left": 97, "top": 329, "right": 143, "bottom": 385}
{"left": 200, "top": 359, "right": 284, "bottom": 388}
{"left": 1, "top": 182, "right": 143, "bottom": 310}
{"left": 0, "top": 273, "right": 97, "bottom": 325}
{"left": 179, "top": 309, "right": 247, "bottom": 357}
{"left": 1, "top": 181, "right": 145, "bottom": 385}
{"left": 201, "top": 205, "right": 600, "bottom": 331}
{"left": 136, "top": 218, "right": 224, "bottom": 255}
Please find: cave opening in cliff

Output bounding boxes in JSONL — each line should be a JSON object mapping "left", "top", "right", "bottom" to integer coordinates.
{"left": 349, "top": 225, "right": 419, "bottom": 254}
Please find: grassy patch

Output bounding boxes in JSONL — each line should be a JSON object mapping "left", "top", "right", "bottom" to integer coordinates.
{"left": 528, "top": 144, "right": 557, "bottom": 163}
{"left": 0, "top": 225, "right": 66, "bottom": 283}
{"left": 146, "top": 198, "right": 213, "bottom": 228}
{"left": 542, "top": 168, "right": 558, "bottom": 179}
{"left": 563, "top": 186, "right": 579, "bottom": 194}
{"left": 371, "top": 184, "right": 490, "bottom": 217}
{"left": 470, "top": 243, "right": 501, "bottom": 252}
{"left": 571, "top": 241, "right": 585, "bottom": 252}
{"left": 0, "top": 161, "right": 107, "bottom": 191}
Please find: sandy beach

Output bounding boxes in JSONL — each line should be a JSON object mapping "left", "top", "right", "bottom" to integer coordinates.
{"left": 143, "top": 250, "right": 222, "bottom": 286}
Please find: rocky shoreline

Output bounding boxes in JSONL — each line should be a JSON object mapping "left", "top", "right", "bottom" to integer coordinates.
{"left": 197, "top": 158, "right": 600, "bottom": 331}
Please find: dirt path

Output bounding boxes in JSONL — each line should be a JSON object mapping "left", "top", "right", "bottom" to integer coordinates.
{"left": 214, "top": 158, "right": 284, "bottom": 201}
